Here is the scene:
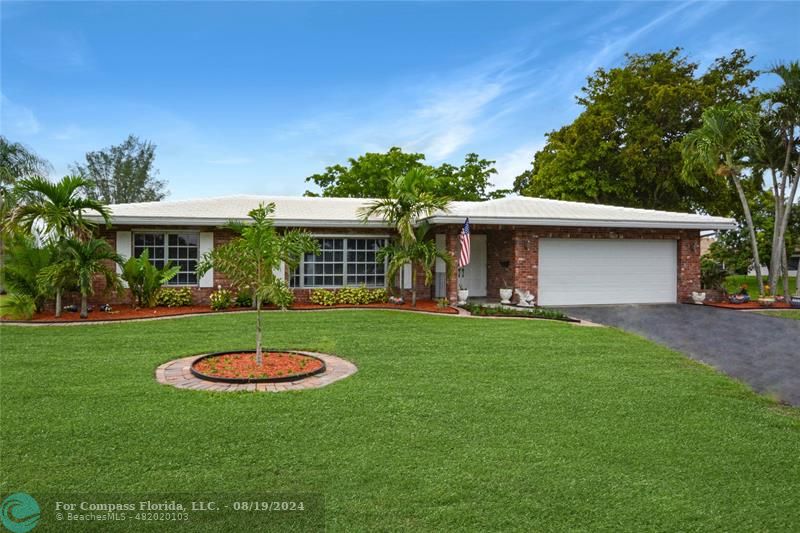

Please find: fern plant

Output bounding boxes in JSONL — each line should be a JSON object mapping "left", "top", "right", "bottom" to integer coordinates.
{"left": 120, "top": 249, "right": 180, "bottom": 308}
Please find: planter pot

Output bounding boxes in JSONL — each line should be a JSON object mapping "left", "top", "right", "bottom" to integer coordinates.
{"left": 499, "top": 288, "right": 513, "bottom": 304}
{"left": 457, "top": 289, "right": 469, "bottom": 305}
{"left": 691, "top": 291, "right": 706, "bottom": 305}
{"left": 757, "top": 297, "right": 776, "bottom": 308}
{"left": 791, "top": 296, "right": 800, "bottom": 309}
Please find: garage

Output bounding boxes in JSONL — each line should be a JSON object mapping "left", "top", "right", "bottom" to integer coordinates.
{"left": 538, "top": 239, "right": 677, "bottom": 306}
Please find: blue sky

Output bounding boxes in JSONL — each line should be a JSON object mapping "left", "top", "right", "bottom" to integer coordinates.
{"left": 2, "top": 1, "right": 797, "bottom": 199}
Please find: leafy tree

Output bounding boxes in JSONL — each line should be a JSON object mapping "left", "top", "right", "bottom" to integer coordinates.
{"left": 305, "top": 147, "right": 426, "bottom": 198}
{"left": 197, "top": 203, "right": 319, "bottom": 365}
{"left": 305, "top": 147, "right": 507, "bottom": 201}
{"left": 39, "top": 238, "right": 122, "bottom": 318}
{"left": 120, "top": 250, "right": 180, "bottom": 308}
{"left": 682, "top": 103, "right": 765, "bottom": 294}
{"left": 378, "top": 223, "right": 453, "bottom": 306}
{"left": 5, "top": 175, "right": 110, "bottom": 315}
{"left": 72, "top": 135, "right": 168, "bottom": 204}
{"left": 514, "top": 48, "right": 757, "bottom": 213}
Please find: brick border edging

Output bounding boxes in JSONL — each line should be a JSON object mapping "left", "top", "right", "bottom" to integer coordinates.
{"left": 155, "top": 351, "right": 357, "bottom": 392}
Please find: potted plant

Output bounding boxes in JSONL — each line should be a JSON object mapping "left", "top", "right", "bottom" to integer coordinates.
{"left": 457, "top": 284, "right": 469, "bottom": 305}
{"left": 757, "top": 285, "right": 775, "bottom": 307}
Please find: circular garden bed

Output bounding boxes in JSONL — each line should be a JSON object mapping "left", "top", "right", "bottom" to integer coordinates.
{"left": 190, "top": 350, "right": 326, "bottom": 383}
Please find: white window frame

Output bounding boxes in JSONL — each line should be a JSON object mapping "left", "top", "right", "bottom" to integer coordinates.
{"left": 131, "top": 230, "right": 201, "bottom": 287}
{"left": 290, "top": 235, "right": 391, "bottom": 289}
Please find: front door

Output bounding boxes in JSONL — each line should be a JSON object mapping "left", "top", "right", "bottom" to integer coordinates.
{"left": 460, "top": 234, "right": 487, "bottom": 297}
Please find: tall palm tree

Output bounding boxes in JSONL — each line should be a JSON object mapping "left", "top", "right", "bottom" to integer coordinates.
{"left": 359, "top": 167, "right": 450, "bottom": 246}
{"left": 682, "top": 103, "right": 765, "bottom": 295}
{"left": 38, "top": 238, "right": 121, "bottom": 319}
{"left": 378, "top": 223, "right": 454, "bottom": 307}
{"left": 5, "top": 175, "right": 111, "bottom": 315}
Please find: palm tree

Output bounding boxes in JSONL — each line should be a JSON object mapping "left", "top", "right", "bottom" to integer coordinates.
{"left": 378, "top": 223, "right": 454, "bottom": 307}
{"left": 5, "top": 175, "right": 110, "bottom": 316}
{"left": 197, "top": 203, "right": 319, "bottom": 365}
{"left": 2, "top": 234, "right": 53, "bottom": 312}
{"left": 359, "top": 167, "right": 450, "bottom": 246}
{"left": 359, "top": 168, "right": 452, "bottom": 305}
{"left": 39, "top": 238, "right": 121, "bottom": 319}
{"left": 682, "top": 103, "right": 765, "bottom": 295}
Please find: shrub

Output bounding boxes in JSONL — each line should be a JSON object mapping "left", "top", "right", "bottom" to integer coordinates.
{"left": 1, "top": 293, "right": 37, "bottom": 320}
{"left": 701, "top": 258, "right": 728, "bottom": 291}
{"left": 309, "top": 289, "right": 337, "bottom": 306}
{"left": 155, "top": 287, "right": 193, "bottom": 307}
{"left": 267, "top": 280, "right": 294, "bottom": 309}
{"left": 367, "top": 288, "right": 389, "bottom": 303}
{"left": 235, "top": 289, "right": 253, "bottom": 308}
{"left": 463, "top": 303, "right": 570, "bottom": 321}
{"left": 209, "top": 288, "right": 234, "bottom": 311}
{"left": 121, "top": 250, "right": 180, "bottom": 307}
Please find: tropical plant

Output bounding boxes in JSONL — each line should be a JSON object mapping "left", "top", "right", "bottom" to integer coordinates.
{"left": 1, "top": 293, "right": 37, "bottom": 320}
{"left": 38, "top": 238, "right": 122, "bottom": 318}
{"left": 359, "top": 167, "right": 451, "bottom": 246}
{"left": 1, "top": 235, "right": 53, "bottom": 311}
{"left": 197, "top": 203, "right": 319, "bottom": 365}
{"left": 700, "top": 257, "right": 728, "bottom": 291}
{"left": 121, "top": 250, "right": 180, "bottom": 308}
{"left": 209, "top": 288, "right": 234, "bottom": 311}
{"left": 682, "top": 102, "right": 765, "bottom": 294}
{"left": 377, "top": 223, "right": 454, "bottom": 307}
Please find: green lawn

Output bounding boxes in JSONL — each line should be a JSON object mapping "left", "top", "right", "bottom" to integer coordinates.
{"left": 725, "top": 274, "right": 797, "bottom": 296}
{"left": 2, "top": 311, "right": 799, "bottom": 531}
{"left": 757, "top": 310, "right": 800, "bottom": 320}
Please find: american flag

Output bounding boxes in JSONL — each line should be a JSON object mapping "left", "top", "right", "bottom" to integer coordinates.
{"left": 458, "top": 218, "right": 471, "bottom": 269}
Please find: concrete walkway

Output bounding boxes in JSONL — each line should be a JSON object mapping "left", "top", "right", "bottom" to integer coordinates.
{"left": 557, "top": 304, "right": 800, "bottom": 405}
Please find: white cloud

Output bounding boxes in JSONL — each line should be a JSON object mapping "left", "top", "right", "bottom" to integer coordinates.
{"left": 493, "top": 141, "right": 544, "bottom": 190}
{"left": 1, "top": 94, "right": 42, "bottom": 136}
{"left": 51, "top": 125, "right": 86, "bottom": 141}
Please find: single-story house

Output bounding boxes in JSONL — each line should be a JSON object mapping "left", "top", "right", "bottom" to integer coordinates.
{"left": 87, "top": 195, "right": 736, "bottom": 306}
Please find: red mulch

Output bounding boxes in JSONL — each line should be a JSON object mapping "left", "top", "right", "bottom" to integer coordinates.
{"left": 3, "top": 299, "right": 456, "bottom": 323}
{"left": 704, "top": 301, "right": 793, "bottom": 310}
{"left": 193, "top": 352, "right": 323, "bottom": 380}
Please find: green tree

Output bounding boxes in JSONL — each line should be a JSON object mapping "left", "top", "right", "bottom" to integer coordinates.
{"left": 305, "top": 147, "right": 507, "bottom": 201}
{"left": 682, "top": 103, "right": 765, "bottom": 294}
{"left": 305, "top": 147, "right": 426, "bottom": 198}
{"left": 72, "top": 134, "right": 168, "bottom": 204}
{"left": 39, "top": 238, "right": 122, "bottom": 319}
{"left": 378, "top": 223, "right": 453, "bottom": 307}
{"left": 5, "top": 175, "right": 110, "bottom": 315}
{"left": 514, "top": 49, "right": 757, "bottom": 213}
{"left": 197, "top": 203, "right": 319, "bottom": 364}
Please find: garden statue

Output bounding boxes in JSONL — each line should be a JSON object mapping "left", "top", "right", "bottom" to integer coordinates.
{"left": 515, "top": 289, "right": 535, "bottom": 307}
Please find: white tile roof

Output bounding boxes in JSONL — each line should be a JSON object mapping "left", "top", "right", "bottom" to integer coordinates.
{"left": 91, "top": 194, "right": 736, "bottom": 230}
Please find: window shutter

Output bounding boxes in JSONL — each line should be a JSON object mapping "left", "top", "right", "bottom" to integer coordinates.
{"left": 116, "top": 231, "right": 131, "bottom": 286}
{"left": 402, "top": 263, "right": 412, "bottom": 289}
{"left": 273, "top": 261, "right": 285, "bottom": 282}
{"left": 435, "top": 234, "right": 446, "bottom": 272}
{"left": 198, "top": 232, "right": 214, "bottom": 288}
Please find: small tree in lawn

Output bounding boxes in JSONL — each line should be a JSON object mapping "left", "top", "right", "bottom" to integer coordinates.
{"left": 197, "top": 203, "right": 319, "bottom": 365}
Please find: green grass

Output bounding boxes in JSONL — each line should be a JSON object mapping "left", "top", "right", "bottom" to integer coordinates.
{"left": 757, "top": 310, "right": 800, "bottom": 320}
{"left": 725, "top": 274, "right": 797, "bottom": 296}
{"left": 2, "top": 311, "right": 800, "bottom": 531}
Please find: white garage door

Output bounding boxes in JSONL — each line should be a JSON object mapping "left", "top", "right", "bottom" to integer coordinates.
{"left": 538, "top": 239, "right": 677, "bottom": 306}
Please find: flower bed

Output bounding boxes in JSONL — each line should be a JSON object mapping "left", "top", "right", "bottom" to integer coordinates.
{"left": 2, "top": 299, "right": 457, "bottom": 323}
{"left": 462, "top": 303, "right": 576, "bottom": 322}
{"left": 190, "top": 351, "right": 326, "bottom": 383}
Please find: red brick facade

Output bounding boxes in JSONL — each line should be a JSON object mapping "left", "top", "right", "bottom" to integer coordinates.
{"left": 79, "top": 224, "right": 700, "bottom": 306}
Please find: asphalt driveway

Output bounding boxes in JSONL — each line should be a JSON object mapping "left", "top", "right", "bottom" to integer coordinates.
{"left": 558, "top": 304, "right": 800, "bottom": 405}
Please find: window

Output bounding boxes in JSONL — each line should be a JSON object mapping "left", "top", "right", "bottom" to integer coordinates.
{"left": 133, "top": 232, "right": 199, "bottom": 285}
{"left": 290, "top": 237, "right": 386, "bottom": 288}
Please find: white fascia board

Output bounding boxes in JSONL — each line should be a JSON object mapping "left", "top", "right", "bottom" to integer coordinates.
{"left": 423, "top": 216, "right": 738, "bottom": 231}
